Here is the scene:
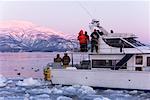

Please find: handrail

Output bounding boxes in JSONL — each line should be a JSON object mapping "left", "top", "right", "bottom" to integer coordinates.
{"left": 120, "top": 38, "right": 143, "bottom": 53}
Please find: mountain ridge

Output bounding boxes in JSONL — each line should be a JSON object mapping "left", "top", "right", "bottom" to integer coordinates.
{"left": 0, "top": 20, "right": 78, "bottom": 52}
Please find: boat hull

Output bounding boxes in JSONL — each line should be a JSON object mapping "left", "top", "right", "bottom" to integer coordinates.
{"left": 51, "top": 69, "right": 150, "bottom": 90}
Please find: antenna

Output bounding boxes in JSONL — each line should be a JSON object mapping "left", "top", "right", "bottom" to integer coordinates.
{"left": 77, "top": 2, "right": 93, "bottom": 19}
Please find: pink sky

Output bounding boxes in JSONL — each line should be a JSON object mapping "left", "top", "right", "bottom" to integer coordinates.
{"left": 0, "top": 0, "right": 149, "bottom": 43}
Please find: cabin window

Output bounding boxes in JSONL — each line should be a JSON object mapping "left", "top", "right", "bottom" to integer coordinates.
{"left": 103, "top": 38, "right": 133, "bottom": 48}
{"left": 135, "top": 67, "right": 142, "bottom": 71}
{"left": 124, "top": 38, "right": 145, "bottom": 47}
{"left": 103, "top": 38, "right": 145, "bottom": 48}
{"left": 92, "top": 60, "right": 106, "bottom": 68}
{"left": 135, "top": 56, "right": 143, "bottom": 65}
{"left": 147, "top": 57, "right": 150, "bottom": 66}
{"left": 92, "top": 60, "right": 116, "bottom": 68}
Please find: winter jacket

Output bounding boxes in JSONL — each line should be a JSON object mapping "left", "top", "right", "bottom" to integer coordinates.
{"left": 90, "top": 31, "right": 99, "bottom": 44}
{"left": 62, "top": 56, "right": 70, "bottom": 65}
{"left": 54, "top": 57, "right": 62, "bottom": 63}
{"left": 78, "top": 31, "right": 88, "bottom": 44}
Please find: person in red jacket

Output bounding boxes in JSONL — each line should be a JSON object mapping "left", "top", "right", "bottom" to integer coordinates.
{"left": 78, "top": 30, "right": 88, "bottom": 52}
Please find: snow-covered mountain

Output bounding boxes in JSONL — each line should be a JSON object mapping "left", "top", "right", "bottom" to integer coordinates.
{"left": 0, "top": 20, "right": 78, "bottom": 52}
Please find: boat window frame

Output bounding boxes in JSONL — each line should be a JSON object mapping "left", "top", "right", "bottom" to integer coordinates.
{"left": 124, "top": 38, "right": 145, "bottom": 47}
{"left": 92, "top": 60, "right": 106, "bottom": 68}
{"left": 92, "top": 59, "right": 118, "bottom": 68}
{"left": 103, "top": 37, "right": 145, "bottom": 48}
{"left": 147, "top": 57, "right": 150, "bottom": 66}
{"left": 103, "top": 38, "right": 134, "bottom": 48}
{"left": 135, "top": 55, "right": 143, "bottom": 65}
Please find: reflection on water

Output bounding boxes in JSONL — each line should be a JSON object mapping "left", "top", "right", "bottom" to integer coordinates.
{"left": 0, "top": 52, "right": 53, "bottom": 78}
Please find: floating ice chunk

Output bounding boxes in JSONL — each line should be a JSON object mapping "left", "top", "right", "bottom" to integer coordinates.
{"left": 124, "top": 94, "right": 131, "bottom": 97}
{"left": 77, "top": 86, "right": 96, "bottom": 95}
{"left": 94, "top": 97, "right": 110, "bottom": 100}
{"left": 51, "top": 87, "right": 63, "bottom": 94}
{"left": 62, "top": 86, "right": 77, "bottom": 96}
{"left": 0, "top": 97, "right": 4, "bottom": 100}
{"left": 7, "top": 80, "right": 13, "bottom": 84}
{"left": 103, "top": 89, "right": 115, "bottom": 93}
{"left": 140, "top": 93, "right": 147, "bottom": 96}
{"left": 61, "top": 85, "right": 96, "bottom": 96}
{"left": 0, "top": 74, "right": 7, "bottom": 83}
{"left": 16, "top": 77, "right": 41, "bottom": 86}
{"left": 115, "top": 90, "right": 124, "bottom": 94}
{"left": 34, "top": 94, "right": 50, "bottom": 98}
{"left": 129, "top": 90, "right": 138, "bottom": 94}
{"left": 64, "top": 86, "right": 76, "bottom": 93}
{"left": 57, "top": 96, "right": 72, "bottom": 100}
{"left": 27, "top": 88, "right": 51, "bottom": 94}
{"left": 55, "top": 84, "right": 63, "bottom": 88}
{"left": 93, "top": 98, "right": 102, "bottom": 100}
{"left": 72, "top": 85, "right": 81, "bottom": 88}
{"left": 0, "top": 75, "right": 7, "bottom": 87}
{"left": 29, "top": 94, "right": 50, "bottom": 100}
{"left": 0, "top": 83, "right": 7, "bottom": 87}
{"left": 0, "top": 91, "right": 11, "bottom": 95}
{"left": 24, "top": 93, "right": 30, "bottom": 100}
{"left": 80, "top": 94, "right": 110, "bottom": 100}
{"left": 101, "top": 97, "right": 111, "bottom": 100}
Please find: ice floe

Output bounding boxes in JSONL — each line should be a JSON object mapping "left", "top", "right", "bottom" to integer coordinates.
{"left": 0, "top": 83, "right": 6, "bottom": 88}
{"left": 62, "top": 86, "right": 77, "bottom": 96}
{"left": 93, "top": 97, "right": 110, "bottom": 100}
{"left": 0, "top": 75, "right": 7, "bottom": 87}
{"left": 30, "top": 94, "right": 50, "bottom": 99}
{"left": 0, "top": 75, "right": 7, "bottom": 83}
{"left": 129, "top": 90, "right": 138, "bottom": 94}
{"left": 51, "top": 85, "right": 96, "bottom": 96}
{"left": 0, "top": 97, "right": 4, "bottom": 100}
{"left": 77, "top": 85, "right": 96, "bottom": 95}
{"left": 51, "top": 87, "right": 63, "bottom": 94}
{"left": 16, "top": 77, "right": 42, "bottom": 86}
{"left": 27, "top": 88, "right": 52, "bottom": 95}
{"left": 57, "top": 96, "right": 73, "bottom": 100}
{"left": 80, "top": 94, "right": 111, "bottom": 100}
{"left": 0, "top": 77, "right": 149, "bottom": 100}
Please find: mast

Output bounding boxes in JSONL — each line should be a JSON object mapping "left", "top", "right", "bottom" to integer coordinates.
{"left": 89, "top": 19, "right": 109, "bottom": 35}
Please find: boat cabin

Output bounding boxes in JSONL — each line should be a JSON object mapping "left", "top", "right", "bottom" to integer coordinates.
{"left": 88, "top": 53, "right": 150, "bottom": 71}
{"left": 76, "top": 19, "right": 150, "bottom": 72}
{"left": 51, "top": 19, "right": 150, "bottom": 72}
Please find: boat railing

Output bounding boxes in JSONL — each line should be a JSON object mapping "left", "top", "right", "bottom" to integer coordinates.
{"left": 120, "top": 38, "right": 143, "bottom": 53}
{"left": 99, "top": 47, "right": 124, "bottom": 53}
{"left": 105, "top": 33, "right": 136, "bottom": 38}
{"left": 50, "top": 63, "right": 150, "bottom": 72}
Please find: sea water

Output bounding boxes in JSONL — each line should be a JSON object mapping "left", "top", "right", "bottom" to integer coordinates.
{"left": 0, "top": 52, "right": 149, "bottom": 100}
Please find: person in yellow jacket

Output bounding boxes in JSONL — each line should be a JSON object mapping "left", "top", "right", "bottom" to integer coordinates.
{"left": 44, "top": 67, "right": 51, "bottom": 81}
{"left": 62, "top": 53, "right": 70, "bottom": 68}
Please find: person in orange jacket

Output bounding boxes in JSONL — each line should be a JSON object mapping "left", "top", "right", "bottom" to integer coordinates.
{"left": 78, "top": 30, "right": 88, "bottom": 52}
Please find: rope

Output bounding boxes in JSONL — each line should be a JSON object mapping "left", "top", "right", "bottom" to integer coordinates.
{"left": 77, "top": 2, "right": 93, "bottom": 19}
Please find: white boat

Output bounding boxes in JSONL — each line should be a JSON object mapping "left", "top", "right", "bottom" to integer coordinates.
{"left": 49, "top": 19, "right": 150, "bottom": 91}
